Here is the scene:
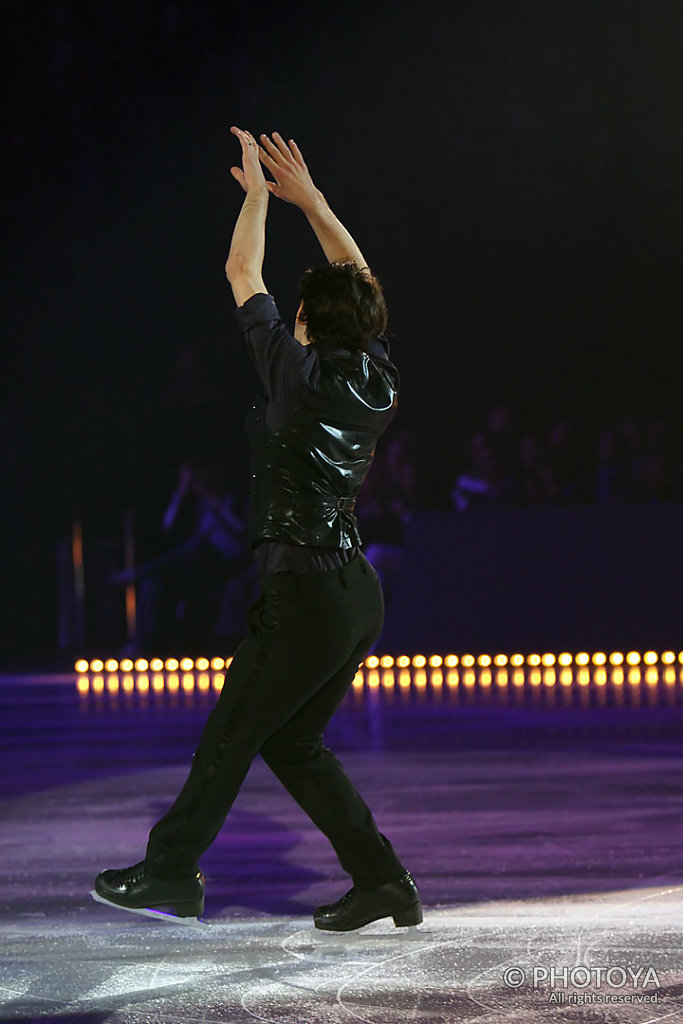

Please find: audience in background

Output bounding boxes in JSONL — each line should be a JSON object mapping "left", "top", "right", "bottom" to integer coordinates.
{"left": 110, "top": 456, "right": 251, "bottom": 654}
{"left": 357, "top": 429, "right": 419, "bottom": 604}
{"left": 450, "top": 406, "right": 683, "bottom": 511}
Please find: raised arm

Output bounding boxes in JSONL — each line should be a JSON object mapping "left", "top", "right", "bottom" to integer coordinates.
{"left": 225, "top": 126, "right": 270, "bottom": 308}
{"left": 258, "top": 132, "right": 368, "bottom": 270}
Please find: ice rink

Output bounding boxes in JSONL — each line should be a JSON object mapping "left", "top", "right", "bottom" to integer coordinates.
{"left": 2, "top": 665, "right": 683, "bottom": 1022}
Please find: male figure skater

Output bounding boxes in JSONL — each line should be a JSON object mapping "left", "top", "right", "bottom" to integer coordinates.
{"left": 94, "top": 127, "right": 421, "bottom": 931}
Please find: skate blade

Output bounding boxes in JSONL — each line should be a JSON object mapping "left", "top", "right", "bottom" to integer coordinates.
{"left": 90, "top": 890, "right": 207, "bottom": 927}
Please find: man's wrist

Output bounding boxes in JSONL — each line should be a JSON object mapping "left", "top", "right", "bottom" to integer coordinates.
{"left": 300, "top": 189, "right": 327, "bottom": 219}
{"left": 244, "top": 187, "right": 269, "bottom": 203}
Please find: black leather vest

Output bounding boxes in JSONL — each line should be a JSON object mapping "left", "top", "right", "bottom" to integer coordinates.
{"left": 246, "top": 342, "right": 399, "bottom": 549}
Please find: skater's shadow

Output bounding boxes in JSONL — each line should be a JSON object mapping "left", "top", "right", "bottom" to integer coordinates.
{"left": 11, "top": 1015, "right": 109, "bottom": 1023}
{"left": 188, "top": 805, "right": 327, "bottom": 917}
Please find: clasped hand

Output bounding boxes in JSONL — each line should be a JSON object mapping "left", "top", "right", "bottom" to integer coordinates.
{"left": 230, "top": 126, "right": 319, "bottom": 211}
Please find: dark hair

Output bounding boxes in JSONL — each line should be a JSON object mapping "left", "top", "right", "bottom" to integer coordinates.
{"left": 298, "top": 260, "right": 388, "bottom": 350}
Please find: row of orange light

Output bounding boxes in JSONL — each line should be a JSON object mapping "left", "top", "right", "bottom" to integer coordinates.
{"left": 352, "top": 666, "right": 679, "bottom": 689}
{"left": 77, "top": 673, "right": 223, "bottom": 695}
{"left": 75, "top": 665, "right": 680, "bottom": 696}
{"left": 75, "top": 651, "right": 683, "bottom": 676}
{"left": 364, "top": 651, "right": 682, "bottom": 668}
{"left": 75, "top": 656, "right": 232, "bottom": 674}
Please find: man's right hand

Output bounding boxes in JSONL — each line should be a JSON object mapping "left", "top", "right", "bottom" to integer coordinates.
{"left": 259, "top": 131, "right": 367, "bottom": 268}
{"left": 258, "top": 132, "right": 322, "bottom": 213}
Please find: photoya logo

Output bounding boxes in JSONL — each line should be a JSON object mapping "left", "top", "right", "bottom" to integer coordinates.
{"left": 503, "top": 964, "right": 662, "bottom": 992}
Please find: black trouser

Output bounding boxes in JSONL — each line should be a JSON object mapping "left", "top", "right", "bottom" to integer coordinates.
{"left": 145, "top": 552, "right": 406, "bottom": 891}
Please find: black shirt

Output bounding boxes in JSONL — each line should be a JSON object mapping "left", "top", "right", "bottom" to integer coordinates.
{"left": 235, "top": 292, "right": 392, "bottom": 575}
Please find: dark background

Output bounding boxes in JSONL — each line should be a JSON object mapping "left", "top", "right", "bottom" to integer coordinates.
{"left": 3, "top": 0, "right": 682, "bottom": 660}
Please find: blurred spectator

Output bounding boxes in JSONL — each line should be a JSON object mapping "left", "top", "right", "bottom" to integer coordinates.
{"left": 359, "top": 429, "right": 420, "bottom": 603}
{"left": 110, "top": 456, "right": 250, "bottom": 654}
{"left": 594, "top": 427, "right": 630, "bottom": 503}
{"left": 451, "top": 432, "right": 519, "bottom": 511}
{"left": 517, "top": 433, "right": 554, "bottom": 506}
{"left": 630, "top": 419, "right": 680, "bottom": 503}
{"left": 486, "top": 402, "right": 519, "bottom": 474}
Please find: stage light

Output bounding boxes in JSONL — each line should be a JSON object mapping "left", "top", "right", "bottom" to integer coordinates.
{"left": 511, "top": 654, "right": 524, "bottom": 667}
{"left": 429, "top": 655, "right": 443, "bottom": 667}
{"left": 365, "top": 655, "right": 380, "bottom": 669}
{"left": 592, "top": 652, "right": 606, "bottom": 666}
{"left": 120, "top": 659, "right": 134, "bottom": 672}
{"left": 626, "top": 651, "right": 641, "bottom": 665}
{"left": 165, "top": 658, "right": 179, "bottom": 672}
{"left": 558, "top": 653, "right": 572, "bottom": 666}
{"left": 196, "top": 657, "right": 210, "bottom": 671}
{"left": 445, "top": 655, "right": 458, "bottom": 667}
{"left": 575, "top": 652, "right": 589, "bottom": 666}
{"left": 609, "top": 652, "right": 624, "bottom": 665}
{"left": 461, "top": 654, "right": 475, "bottom": 667}
{"left": 527, "top": 654, "right": 541, "bottom": 667}
{"left": 412, "top": 654, "right": 426, "bottom": 667}
{"left": 494, "top": 654, "right": 508, "bottom": 667}
{"left": 542, "top": 653, "right": 556, "bottom": 667}
{"left": 211, "top": 657, "right": 225, "bottom": 671}
{"left": 90, "top": 659, "right": 104, "bottom": 673}
{"left": 135, "top": 658, "right": 149, "bottom": 672}
{"left": 662, "top": 651, "right": 675, "bottom": 665}
{"left": 150, "top": 658, "right": 164, "bottom": 671}
{"left": 397, "top": 655, "right": 411, "bottom": 668}
{"left": 643, "top": 651, "right": 658, "bottom": 666}
{"left": 180, "top": 658, "right": 194, "bottom": 671}
{"left": 477, "top": 654, "right": 491, "bottom": 667}
{"left": 75, "top": 659, "right": 89, "bottom": 674}
{"left": 381, "top": 655, "right": 395, "bottom": 668}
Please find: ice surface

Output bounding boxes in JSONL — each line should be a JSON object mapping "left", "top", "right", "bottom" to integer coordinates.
{"left": 2, "top": 676, "right": 683, "bottom": 1021}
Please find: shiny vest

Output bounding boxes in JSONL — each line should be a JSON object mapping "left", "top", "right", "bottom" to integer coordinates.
{"left": 246, "top": 342, "right": 399, "bottom": 549}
